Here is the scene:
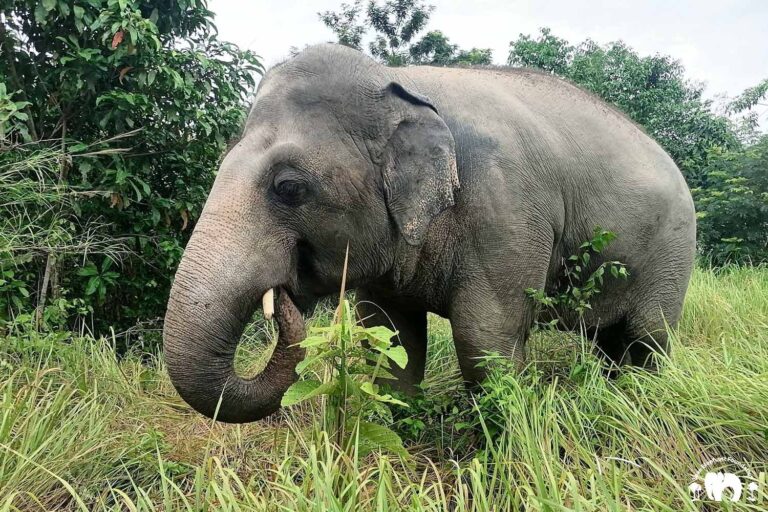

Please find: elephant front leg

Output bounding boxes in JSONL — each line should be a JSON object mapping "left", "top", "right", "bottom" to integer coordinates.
{"left": 356, "top": 289, "right": 428, "bottom": 394}
{"left": 449, "top": 283, "right": 534, "bottom": 386}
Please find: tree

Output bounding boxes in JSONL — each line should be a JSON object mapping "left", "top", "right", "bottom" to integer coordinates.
{"left": 727, "top": 78, "right": 768, "bottom": 115}
{"left": 508, "top": 27, "right": 572, "bottom": 75}
{"left": 319, "top": 1, "right": 490, "bottom": 67}
{"left": 1, "top": 0, "right": 261, "bottom": 332}
{"left": 409, "top": 31, "right": 492, "bottom": 66}
{"left": 318, "top": 1, "right": 366, "bottom": 50}
{"left": 508, "top": 28, "right": 737, "bottom": 185}
{"left": 693, "top": 136, "right": 768, "bottom": 264}
{"left": 726, "top": 77, "right": 768, "bottom": 145}
{"left": 366, "top": 0, "right": 433, "bottom": 66}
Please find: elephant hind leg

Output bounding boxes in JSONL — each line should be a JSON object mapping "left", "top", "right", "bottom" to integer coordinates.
{"left": 622, "top": 306, "right": 672, "bottom": 370}
{"left": 591, "top": 318, "right": 631, "bottom": 367}
{"left": 591, "top": 310, "right": 671, "bottom": 371}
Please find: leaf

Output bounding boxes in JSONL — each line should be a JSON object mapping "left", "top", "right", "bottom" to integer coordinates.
{"left": 85, "top": 277, "right": 100, "bottom": 296}
{"left": 280, "top": 379, "right": 336, "bottom": 407}
{"left": 360, "top": 382, "right": 409, "bottom": 407}
{"left": 384, "top": 345, "right": 408, "bottom": 369}
{"left": 364, "top": 325, "right": 398, "bottom": 348}
{"left": 34, "top": 2, "right": 48, "bottom": 23}
{"left": 295, "top": 354, "right": 324, "bottom": 375}
{"left": 77, "top": 265, "right": 98, "bottom": 277}
{"left": 357, "top": 421, "right": 408, "bottom": 458}
{"left": 42, "top": 0, "right": 55, "bottom": 11}
{"left": 111, "top": 31, "right": 124, "bottom": 50}
{"left": 298, "top": 335, "right": 329, "bottom": 348}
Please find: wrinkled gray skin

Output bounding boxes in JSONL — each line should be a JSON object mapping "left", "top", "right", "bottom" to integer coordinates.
{"left": 164, "top": 44, "right": 696, "bottom": 423}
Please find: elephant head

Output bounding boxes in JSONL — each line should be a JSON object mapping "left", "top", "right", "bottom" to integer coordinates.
{"left": 163, "top": 44, "right": 458, "bottom": 423}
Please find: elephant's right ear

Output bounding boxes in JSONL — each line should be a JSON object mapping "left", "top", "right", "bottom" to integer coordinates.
{"left": 381, "top": 82, "right": 459, "bottom": 246}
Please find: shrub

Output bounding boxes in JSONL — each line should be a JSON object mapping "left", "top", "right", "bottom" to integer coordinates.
{"left": 0, "top": 0, "right": 261, "bottom": 333}
{"left": 693, "top": 137, "right": 768, "bottom": 265}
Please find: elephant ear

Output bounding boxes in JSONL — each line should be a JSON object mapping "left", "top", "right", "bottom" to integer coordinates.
{"left": 382, "top": 82, "right": 459, "bottom": 246}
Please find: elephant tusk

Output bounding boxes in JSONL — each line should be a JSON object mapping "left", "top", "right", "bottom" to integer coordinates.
{"left": 262, "top": 288, "right": 275, "bottom": 320}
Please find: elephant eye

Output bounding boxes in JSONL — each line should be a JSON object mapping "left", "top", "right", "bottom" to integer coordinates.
{"left": 272, "top": 170, "right": 308, "bottom": 205}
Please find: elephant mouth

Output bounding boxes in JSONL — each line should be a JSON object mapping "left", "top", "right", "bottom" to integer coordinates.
{"left": 262, "top": 286, "right": 306, "bottom": 352}
{"left": 260, "top": 287, "right": 304, "bottom": 339}
{"left": 260, "top": 286, "right": 307, "bottom": 336}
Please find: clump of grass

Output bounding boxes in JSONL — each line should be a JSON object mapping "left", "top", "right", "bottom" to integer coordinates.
{"left": 1, "top": 266, "right": 767, "bottom": 510}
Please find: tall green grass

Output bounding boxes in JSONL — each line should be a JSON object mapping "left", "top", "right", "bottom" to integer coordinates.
{"left": 1, "top": 266, "right": 766, "bottom": 510}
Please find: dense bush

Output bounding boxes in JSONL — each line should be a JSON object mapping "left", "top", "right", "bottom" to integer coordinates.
{"left": 693, "top": 136, "right": 768, "bottom": 264}
{"left": 1, "top": 0, "right": 261, "bottom": 332}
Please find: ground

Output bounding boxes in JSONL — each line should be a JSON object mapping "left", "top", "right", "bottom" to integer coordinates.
{"left": 1, "top": 266, "right": 766, "bottom": 511}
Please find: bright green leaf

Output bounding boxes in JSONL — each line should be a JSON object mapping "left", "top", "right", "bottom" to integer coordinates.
{"left": 384, "top": 345, "right": 408, "bottom": 369}
{"left": 357, "top": 421, "right": 408, "bottom": 458}
{"left": 281, "top": 379, "right": 336, "bottom": 407}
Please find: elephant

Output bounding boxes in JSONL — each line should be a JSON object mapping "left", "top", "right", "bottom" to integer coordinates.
{"left": 163, "top": 44, "right": 696, "bottom": 423}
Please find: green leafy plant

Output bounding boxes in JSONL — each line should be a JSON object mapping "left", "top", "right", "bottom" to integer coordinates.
{"left": 693, "top": 138, "right": 768, "bottom": 265}
{"left": 0, "top": 267, "right": 30, "bottom": 316}
{"left": 1, "top": 0, "right": 261, "bottom": 333}
{"left": 77, "top": 258, "right": 120, "bottom": 303}
{"left": 0, "top": 83, "right": 32, "bottom": 144}
{"left": 526, "top": 228, "right": 629, "bottom": 327}
{"left": 282, "top": 254, "right": 409, "bottom": 459}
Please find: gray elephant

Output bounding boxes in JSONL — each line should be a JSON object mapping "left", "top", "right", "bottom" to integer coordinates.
{"left": 163, "top": 44, "right": 696, "bottom": 423}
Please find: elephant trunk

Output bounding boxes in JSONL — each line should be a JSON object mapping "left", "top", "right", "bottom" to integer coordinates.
{"left": 163, "top": 217, "right": 305, "bottom": 423}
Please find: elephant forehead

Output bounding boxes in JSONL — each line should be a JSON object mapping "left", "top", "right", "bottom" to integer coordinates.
{"left": 250, "top": 67, "right": 388, "bottom": 138}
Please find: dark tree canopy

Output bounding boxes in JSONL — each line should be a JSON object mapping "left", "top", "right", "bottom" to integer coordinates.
{"left": 1, "top": 0, "right": 260, "bottom": 330}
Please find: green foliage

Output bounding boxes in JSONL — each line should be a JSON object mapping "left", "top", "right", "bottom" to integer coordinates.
{"left": 0, "top": 84, "right": 32, "bottom": 143}
{"left": 409, "top": 30, "right": 492, "bottom": 66}
{"left": 77, "top": 258, "right": 120, "bottom": 303}
{"left": 508, "top": 27, "right": 572, "bottom": 75}
{"left": 693, "top": 137, "right": 768, "bottom": 264}
{"left": 727, "top": 77, "right": 768, "bottom": 114}
{"left": 0, "top": 144, "right": 119, "bottom": 329}
{"left": 366, "top": 0, "right": 433, "bottom": 66}
{"left": 0, "top": 0, "right": 261, "bottom": 332}
{"left": 526, "top": 228, "right": 628, "bottom": 327}
{"left": 282, "top": 298, "right": 409, "bottom": 458}
{"left": 319, "top": 0, "right": 492, "bottom": 67}
{"left": 509, "top": 28, "right": 738, "bottom": 184}
{"left": 318, "top": 1, "right": 366, "bottom": 49}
